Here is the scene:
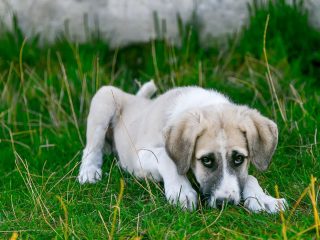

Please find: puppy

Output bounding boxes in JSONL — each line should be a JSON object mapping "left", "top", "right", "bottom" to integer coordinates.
{"left": 78, "top": 81, "right": 287, "bottom": 213}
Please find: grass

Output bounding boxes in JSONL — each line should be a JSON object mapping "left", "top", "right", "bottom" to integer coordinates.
{"left": 0, "top": 0, "right": 319, "bottom": 239}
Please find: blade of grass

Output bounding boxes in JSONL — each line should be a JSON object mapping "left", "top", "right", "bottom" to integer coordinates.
{"left": 57, "top": 52, "right": 84, "bottom": 146}
{"left": 263, "top": 14, "right": 287, "bottom": 123}
{"left": 109, "top": 178, "right": 125, "bottom": 240}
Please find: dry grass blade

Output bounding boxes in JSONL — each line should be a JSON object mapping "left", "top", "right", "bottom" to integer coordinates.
{"left": 48, "top": 151, "right": 81, "bottom": 192}
{"left": 285, "top": 175, "right": 320, "bottom": 238}
{"left": 191, "top": 203, "right": 224, "bottom": 237}
{"left": 263, "top": 14, "right": 287, "bottom": 122}
{"left": 57, "top": 52, "right": 84, "bottom": 146}
{"left": 287, "top": 186, "right": 309, "bottom": 223}
{"left": 98, "top": 210, "right": 110, "bottom": 236}
{"left": 18, "top": 38, "right": 34, "bottom": 144}
{"left": 14, "top": 153, "right": 62, "bottom": 238}
{"left": 220, "top": 227, "right": 263, "bottom": 240}
{"left": 19, "top": 38, "right": 27, "bottom": 86}
{"left": 9, "top": 232, "right": 18, "bottom": 240}
{"left": 275, "top": 185, "right": 287, "bottom": 240}
{"left": 109, "top": 178, "right": 125, "bottom": 240}
{"left": 296, "top": 224, "right": 320, "bottom": 237}
{"left": 309, "top": 175, "right": 319, "bottom": 238}
{"left": 56, "top": 196, "right": 69, "bottom": 240}
{"left": 151, "top": 41, "right": 161, "bottom": 89}
{"left": 110, "top": 48, "right": 119, "bottom": 86}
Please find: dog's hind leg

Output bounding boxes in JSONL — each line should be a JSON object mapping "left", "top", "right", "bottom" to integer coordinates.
{"left": 78, "top": 86, "right": 127, "bottom": 184}
{"left": 136, "top": 80, "right": 157, "bottom": 98}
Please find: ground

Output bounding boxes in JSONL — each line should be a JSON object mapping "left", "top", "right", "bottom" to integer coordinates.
{"left": 0, "top": 1, "right": 319, "bottom": 239}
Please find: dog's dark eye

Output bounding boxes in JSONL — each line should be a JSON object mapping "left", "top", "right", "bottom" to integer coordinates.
{"left": 200, "top": 155, "right": 215, "bottom": 168}
{"left": 232, "top": 151, "right": 245, "bottom": 167}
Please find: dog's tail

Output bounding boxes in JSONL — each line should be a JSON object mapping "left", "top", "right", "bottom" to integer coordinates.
{"left": 136, "top": 80, "right": 157, "bottom": 98}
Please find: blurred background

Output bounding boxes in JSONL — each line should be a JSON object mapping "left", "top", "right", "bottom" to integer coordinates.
{"left": 1, "top": 0, "right": 320, "bottom": 47}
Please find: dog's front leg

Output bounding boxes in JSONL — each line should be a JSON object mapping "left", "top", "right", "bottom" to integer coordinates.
{"left": 242, "top": 175, "right": 287, "bottom": 213}
{"left": 154, "top": 150, "right": 198, "bottom": 210}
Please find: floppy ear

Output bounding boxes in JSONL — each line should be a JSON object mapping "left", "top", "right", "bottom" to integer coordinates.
{"left": 164, "top": 111, "right": 205, "bottom": 175}
{"left": 240, "top": 109, "right": 278, "bottom": 171}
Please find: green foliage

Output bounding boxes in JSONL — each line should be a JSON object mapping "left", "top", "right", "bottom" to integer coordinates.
{"left": 238, "top": 0, "right": 320, "bottom": 84}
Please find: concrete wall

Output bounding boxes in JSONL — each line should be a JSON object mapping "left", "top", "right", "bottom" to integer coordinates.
{"left": 0, "top": 0, "right": 319, "bottom": 47}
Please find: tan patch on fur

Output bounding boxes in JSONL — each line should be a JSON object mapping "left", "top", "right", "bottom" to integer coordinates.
{"left": 165, "top": 104, "right": 278, "bottom": 175}
{"left": 194, "top": 106, "right": 248, "bottom": 159}
{"left": 195, "top": 105, "right": 277, "bottom": 171}
{"left": 165, "top": 110, "right": 205, "bottom": 175}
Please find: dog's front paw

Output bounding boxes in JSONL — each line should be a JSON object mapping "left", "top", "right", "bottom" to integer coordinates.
{"left": 244, "top": 195, "right": 287, "bottom": 213}
{"left": 165, "top": 184, "right": 198, "bottom": 210}
{"left": 78, "top": 165, "right": 102, "bottom": 184}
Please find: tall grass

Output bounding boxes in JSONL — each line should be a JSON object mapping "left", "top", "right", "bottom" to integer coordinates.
{"left": 0, "top": 0, "right": 319, "bottom": 238}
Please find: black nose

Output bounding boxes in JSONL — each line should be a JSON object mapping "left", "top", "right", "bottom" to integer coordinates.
{"left": 215, "top": 198, "right": 235, "bottom": 208}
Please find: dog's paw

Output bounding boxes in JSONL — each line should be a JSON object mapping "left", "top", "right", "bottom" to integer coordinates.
{"left": 244, "top": 195, "right": 287, "bottom": 213}
{"left": 165, "top": 185, "right": 198, "bottom": 211}
{"left": 78, "top": 165, "right": 102, "bottom": 184}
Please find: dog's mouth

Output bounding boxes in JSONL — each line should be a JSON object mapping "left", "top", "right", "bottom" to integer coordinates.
{"left": 193, "top": 173, "right": 241, "bottom": 208}
{"left": 200, "top": 192, "right": 211, "bottom": 201}
{"left": 200, "top": 192, "right": 240, "bottom": 208}
{"left": 209, "top": 196, "right": 239, "bottom": 208}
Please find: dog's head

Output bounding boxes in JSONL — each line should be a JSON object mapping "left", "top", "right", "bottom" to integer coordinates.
{"left": 164, "top": 104, "right": 278, "bottom": 207}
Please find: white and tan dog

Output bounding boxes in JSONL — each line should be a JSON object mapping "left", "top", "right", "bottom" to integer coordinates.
{"left": 78, "top": 81, "right": 287, "bottom": 213}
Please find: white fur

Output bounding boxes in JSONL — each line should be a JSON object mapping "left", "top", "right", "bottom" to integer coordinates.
{"left": 243, "top": 175, "right": 287, "bottom": 213}
{"left": 209, "top": 130, "right": 241, "bottom": 207}
{"left": 0, "top": 0, "right": 319, "bottom": 47}
{"left": 140, "top": 147, "right": 197, "bottom": 210}
{"left": 136, "top": 80, "right": 157, "bottom": 98}
{"left": 78, "top": 81, "right": 286, "bottom": 212}
{"left": 167, "top": 87, "right": 229, "bottom": 122}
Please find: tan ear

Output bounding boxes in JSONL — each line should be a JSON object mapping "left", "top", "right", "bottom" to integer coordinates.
{"left": 240, "top": 109, "right": 278, "bottom": 171}
{"left": 164, "top": 110, "right": 205, "bottom": 175}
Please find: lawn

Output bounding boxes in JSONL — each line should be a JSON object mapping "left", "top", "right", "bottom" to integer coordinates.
{"left": 0, "top": 1, "right": 319, "bottom": 239}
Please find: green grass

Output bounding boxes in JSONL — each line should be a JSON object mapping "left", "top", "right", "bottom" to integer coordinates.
{"left": 0, "top": 1, "right": 319, "bottom": 239}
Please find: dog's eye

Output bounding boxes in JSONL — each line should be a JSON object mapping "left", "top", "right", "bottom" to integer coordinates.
{"left": 200, "top": 156, "right": 214, "bottom": 168}
{"left": 232, "top": 151, "right": 245, "bottom": 167}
